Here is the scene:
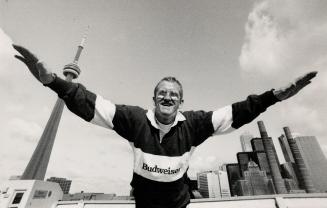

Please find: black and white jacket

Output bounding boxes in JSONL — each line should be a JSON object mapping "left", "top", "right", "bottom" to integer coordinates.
{"left": 47, "top": 76, "right": 279, "bottom": 208}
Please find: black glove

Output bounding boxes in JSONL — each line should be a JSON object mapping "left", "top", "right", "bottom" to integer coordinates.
{"left": 13, "top": 44, "right": 54, "bottom": 84}
{"left": 273, "top": 71, "right": 317, "bottom": 101}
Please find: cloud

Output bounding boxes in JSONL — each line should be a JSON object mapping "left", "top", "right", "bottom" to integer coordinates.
{"left": 8, "top": 117, "right": 43, "bottom": 142}
{"left": 3, "top": 103, "right": 24, "bottom": 113}
{"left": 188, "top": 155, "right": 220, "bottom": 178}
{"left": 279, "top": 101, "right": 324, "bottom": 133}
{"left": 0, "top": 28, "right": 16, "bottom": 76}
{"left": 239, "top": 0, "right": 327, "bottom": 76}
{"left": 239, "top": 1, "right": 286, "bottom": 75}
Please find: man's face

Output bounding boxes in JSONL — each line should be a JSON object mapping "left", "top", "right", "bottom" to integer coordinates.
{"left": 153, "top": 81, "right": 183, "bottom": 124}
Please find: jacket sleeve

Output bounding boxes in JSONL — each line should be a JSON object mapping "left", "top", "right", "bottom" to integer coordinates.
{"left": 231, "top": 90, "right": 280, "bottom": 129}
{"left": 212, "top": 90, "right": 280, "bottom": 134}
{"left": 45, "top": 76, "right": 115, "bottom": 129}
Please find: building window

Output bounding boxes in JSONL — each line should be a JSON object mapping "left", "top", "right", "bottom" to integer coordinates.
{"left": 11, "top": 191, "right": 24, "bottom": 205}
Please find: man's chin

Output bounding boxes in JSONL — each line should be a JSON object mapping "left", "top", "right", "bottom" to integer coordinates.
{"left": 156, "top": 106, "right": 177, "bottom": 116}
{"left": 159, "top": 110, "right": 174, "bottom": 116}
{"left": 159, "top": 106, "right": 175, "bottom": 114}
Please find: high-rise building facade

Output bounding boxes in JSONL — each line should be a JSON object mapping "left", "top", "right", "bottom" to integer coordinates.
{"left": 244, "top": 161, "right": 272, "bottom": 195}
{"left": 240, "top": 132, "right": 254, "bottom": 152}
{"left": 226, "top": 164, "right": 241, "bottom": 196}
{"left": 197, "top": 171, "right": 220, "bottom": 198}
{"left": 217, "top": 169, "right": 231, "bottom": 198}
{"left": 251, "top": 138, "right": 265, "bottom": 151}
{"left": 234, "top": 180, "right": 251, "bottom": 196}
{"left": 279, "top": 134, "right": 295, "bottom": 163}
{"left": 257, "top": 121, "right": 287, "bottom": 194}
{"left": 235, "top": 161, "right": 274, "bottom": 196}
{"left": 295, "top": 136, "right": 327, "bottom": 192}
{"left": 197, "top": 170, "right": 230, "bottom": 198}
{"left": 279, "top": 133, "right": 300, "bottom": 192}
{"left": 47, "top": 177, "right": 72, "bottom": 194}
{"left": 283, "top": 127, "right": 316, "bottom": 193}
{"left": 280, "top": 162, "right": 299, "bottom": 189}
{"left": 237, "top": 151, "right": 271, "bottom": 178}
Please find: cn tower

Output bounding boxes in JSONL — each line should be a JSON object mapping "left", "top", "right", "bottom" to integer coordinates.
{"left": 21, "top": 32, "right": 87, "bottom": 180}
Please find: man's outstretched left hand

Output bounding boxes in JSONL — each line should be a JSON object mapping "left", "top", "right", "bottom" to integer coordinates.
{"left": 13, "top": 44, "right": 54, "bottom": 84}
{"left": 273, "top": 71, "right": 318, "bottom": 101}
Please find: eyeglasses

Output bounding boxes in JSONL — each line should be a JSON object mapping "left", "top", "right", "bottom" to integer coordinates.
{"left": 156, "top": 91, "right": 180, "bottom": 101}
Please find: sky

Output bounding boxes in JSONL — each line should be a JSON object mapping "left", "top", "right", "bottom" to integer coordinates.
{"left": 0, "top": 0, "right": 327, "bottom": 195}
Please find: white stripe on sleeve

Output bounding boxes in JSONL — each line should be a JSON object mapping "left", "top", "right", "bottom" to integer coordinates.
{"left": 90, "top": 95, "right": 116, "bottom": 129}
{"left": 212, "top": 105, "right": 235, "bottom": 135}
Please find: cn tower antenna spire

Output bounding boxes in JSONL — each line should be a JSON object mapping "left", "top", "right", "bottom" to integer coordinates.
{"left": 63, "top": 26, "right": 90, "bottom": 81}
{"left": 21, "top": 29, "right": 89, "bottom": 180}
{"left": 73, "top": 25, "right": 89, "bottom": 64}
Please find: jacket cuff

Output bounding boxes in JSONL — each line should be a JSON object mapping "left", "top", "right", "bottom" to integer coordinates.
{"left": 261, "top": 89, "right": 281, "bottom": 107}
{"left": 44, "top": 74, "right": 76, "bottom": 97}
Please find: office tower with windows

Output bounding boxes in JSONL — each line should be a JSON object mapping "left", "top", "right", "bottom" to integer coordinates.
{"left": 197, "top": 171, "right": 220, "bottom": 198}
{"left": 226, "top": 163, "right": 241, "bottom": 196}
{"left": 47, "top": 177, "right": 72, "bottom": 194}
{"left": 295, "top": 136, "right": 327, "bottom": 192}
{"left": 217, "top": 169, "right": 231, "bottom": 198}
{"left": 279, "top": 134, "right": 295, "bottom": 163}
{"left": 240, "top": 131, "right": 254, "bottom": 152}
{"left": 237, "top": 151, "right": 270, "bottom": 178}
{"left": 283, "top": 127, "right": 316, "bottom": 193}
{"left": 258, "top": 121, "right": 287, "bottom": 194}
{"left": 234, "top": 161, "right": 274, "bottom": 196}
{"left": 251, "top": 138, "right": 265, "bottom": 151}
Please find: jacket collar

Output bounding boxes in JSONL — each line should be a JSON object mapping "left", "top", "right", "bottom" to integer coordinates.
{"left": 146, "top": 109, "right": 186, "bottom": 129}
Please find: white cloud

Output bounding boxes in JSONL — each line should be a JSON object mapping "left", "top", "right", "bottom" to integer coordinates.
{"left": 188, "top": 155, "right": 220, "bottom": 178}
{"left": 0, "top": 28, "right": 16, "bottom": 76}
{"left": 4, "top": 103, "right": 24, "bottom": 113}
{"left": 279, "top": 101, "right": 324, "bottom": 133}
{"left": 239, "top": 1, "right": 287, "bottom": 75}
{"left": 8, "top": 117, "right": 43, "bottom": 142}
{"left": 239, "top": 0, "right": 327, "bottom": 77}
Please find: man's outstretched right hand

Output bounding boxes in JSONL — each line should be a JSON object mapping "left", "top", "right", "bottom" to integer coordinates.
{"left": 13, "top": 44, "right": 55, "bottom": 84}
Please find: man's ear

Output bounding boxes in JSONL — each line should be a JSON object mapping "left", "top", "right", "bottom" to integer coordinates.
{"left": 179, "top": 99, "right": 184, "bottom": 109}
{"left": 152, "top": 97, "right": 156, "bottom": 105}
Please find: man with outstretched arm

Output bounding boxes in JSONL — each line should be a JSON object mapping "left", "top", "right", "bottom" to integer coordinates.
{"left": 13, "top": 44, "right": 317, "bottom": 208}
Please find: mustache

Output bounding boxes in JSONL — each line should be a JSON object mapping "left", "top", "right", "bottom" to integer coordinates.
{"left": 159, "top": 99, "right": 175, "bottom": 105}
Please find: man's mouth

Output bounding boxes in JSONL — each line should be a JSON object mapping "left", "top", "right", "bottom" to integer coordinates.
{"left": 160, "top": 102, "right": 174, "bottom": 107}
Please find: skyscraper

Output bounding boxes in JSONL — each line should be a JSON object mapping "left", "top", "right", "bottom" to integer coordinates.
{"left": 47, "top": 177, "right": 72, "bottom": 194}
{"left": 280, "top": 162, "right": 299, "bottom": 189}
{"left": 235, "top": 161, "right": 274, "bottom": 196}
{"left": 197, "top": 170, "right": 231, "bottom": 198}
{"left": 237, "top": 151, "right": 270, "bottom": 178}
{"left": 257, "top": 121, "right": 287, "bottom": 194}
{"left": 251, "top": 138, "right": 280, "bottom": 165}
{"left": 217, "top": 169, "right": 231, "bottom": 198}
{"left": 226, "top": 164, "right": 241, "bottom": 196}
{"left": 197, "top": 171, "right": 220, "bottom": 198}
{"left": 251, "top": 138, "right": 265, "bottom": 151}
{"left": 240, "top": 131, "right": 254, "bottom": 152}
{"left": 283, "top": 127, "right": 316, "bottom": 193}
{"left": 279, "top": 134, "right": 300, "bottom": 191}
{"left": 244, "top": 161, "right": 273, "bottom": 195}
{"left": 295, "top": 136, "right": 327, "bottom": 192}
{"left": 279, "top": 134, "right": 295, "bottom": 163}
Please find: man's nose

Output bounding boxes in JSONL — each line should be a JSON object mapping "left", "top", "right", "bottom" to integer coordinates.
{"left": 163, "top": 93, "right": 172, "bottom": 100}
